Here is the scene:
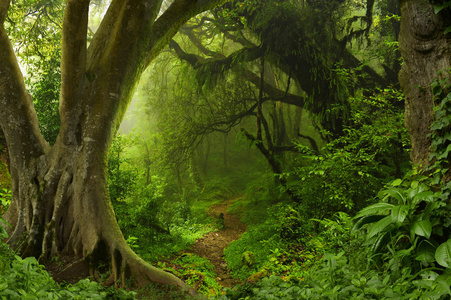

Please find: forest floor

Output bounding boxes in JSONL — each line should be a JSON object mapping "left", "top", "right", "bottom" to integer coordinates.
{"left": 185, "top": 196, "right": 246, "bottom": 288}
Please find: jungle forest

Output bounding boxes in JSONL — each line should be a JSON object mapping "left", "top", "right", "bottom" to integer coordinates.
{"left": 0, "top": 0, "right": 450, "bottom": 299}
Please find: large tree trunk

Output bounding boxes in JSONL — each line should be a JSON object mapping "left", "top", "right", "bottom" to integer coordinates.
{"left": 399, "top": 0, "right": 451, "bottom": 166}
{"left": 0, "top": 0, "right": 225, "bottom": 295}
{"left": 5, "top": 143, "right": 191, "bottom": 290}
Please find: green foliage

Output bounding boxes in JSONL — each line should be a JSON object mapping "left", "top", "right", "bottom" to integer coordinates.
{"left": 0, "top": 216, "right": 11, "bottom": 240}
{"left": 354, "top": 174, "right": 444, "bottom": 273}
{"left": 349, "top": 73, "right": 451, "bottom": 279}
{"left": 224, "top": 220, "right": 282, "bottom": 280}
{"left": 217, "top": 209, "right": 451, "bottom": 300}
{"left": 211, "top": 275, "right": 304, "bottom": 300}
{"left": 289, "top": 88, "right": 409, "bottom": 220}
{"left": 0, "top": 255, "right": 136, "bottom": 299}
{"left": 429, "top": 68, "right": 451, "bottom": 177}
{"left": 157, "top": 254, "right": 222, "bottom": 296}
{"left": 0, "top": 230, "right": 136, "bottom": 299}
{"left": 125, "top": 236, "right": 140, "bottom": 250}
{"left": 216, "top": 79, "right": 436, "bottom": 298}
{"left": 0, "top": 217, "right": 13, "bottom": 273}
{"left": 0, "top": 188, "right": 11, "bottom": 214}
{"left": 312, "top": 212, "right": 359, "bottom": 253}
{"left": 6, "top": 0, "right": 63, "bottom": 145}
{"left": 111, "top": 173, "right": 219, "bottom": 263}
{"left": 28, "top": 54, "right": 61, "bottom": 144}
{"left": 223, "top": 189, "right": 359, "bottom": 281}
{"left": 434, "top": 1, "right": 451, "bottom": 34}
{"left": 108, "top": 134, "right": 138, "bottom": 203}
{"left": 216, "top": 214, "right": 363, "bottom": 299}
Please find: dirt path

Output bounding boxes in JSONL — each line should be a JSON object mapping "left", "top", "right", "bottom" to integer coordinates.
{"left": 185, "top": 197, "right": 246, "bottom": 287}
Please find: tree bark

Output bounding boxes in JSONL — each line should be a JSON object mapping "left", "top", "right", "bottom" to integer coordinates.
{"left": 399, "top": 0, "right": 451, "bottom": 166}
{"left": 0, "top": 0, "right": 226, "bottom": 295}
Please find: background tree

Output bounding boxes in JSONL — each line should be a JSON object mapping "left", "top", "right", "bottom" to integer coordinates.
{"left": 155, "top": 0, "right": 406, "bottom": 203}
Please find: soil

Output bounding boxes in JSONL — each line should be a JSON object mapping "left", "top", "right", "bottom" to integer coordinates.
{"left": 185, "top": 197, "right": 246, "bottom": 288}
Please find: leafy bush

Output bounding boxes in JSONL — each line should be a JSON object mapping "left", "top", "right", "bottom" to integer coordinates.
{"left": 224, "top": 220, "right": 282, "bottom": 280}
{"left": 0, "top": 217, "right": 14, "bottom": 273}
{"left": 211, "top": 275, "right": 305, "bottom": 300}
{"left": 353, "top": 76, "right": 451, "bottom": 278}
{"left": 0, "top": 188, "right": 11, "bottom": 215}
{"left": 156, "top": 253, "right": 222, "bottom": 296}
{"left": 0, "top": 215, "right": 136, "bottom": 299}
{"left": 0, "top": 245, "right": 136, "bottom": 299}
{"left": 216, "top": 211, "right": 451, "bottom": 300}
{"left": 288, "top": 88, "right": 410, "bottom": 221}
{"left": 114, "top": 177, "right": 218, "bottom": 262}
{"left": 0, "top": 255, "right": 136, "bottom": 299}
{"left": 108, "top": 134, "right": 138, "bottom": 203}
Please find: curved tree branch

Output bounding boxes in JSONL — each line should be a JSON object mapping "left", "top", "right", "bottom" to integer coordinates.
{"left": 0, "top": 27, "right": 48, "bottom": 168}
{"left": 169, "top": 39, "right": 309, "bottom": 109}
{"left": 59, "top": 0, "right": 90, "bottom": 146}
{"left": 298, "top": 133, "right": 319, "bottom": 154}
{"left": 148, "top": 0, "right": 229, "bottom": 65}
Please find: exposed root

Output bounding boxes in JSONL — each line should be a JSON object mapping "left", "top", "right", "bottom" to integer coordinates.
{"left": 53, "top": 257, "right": 90, "bottom": 283}
{"left": 3, "top": 154, "right": 202, "bottom": 297}
{"left": 49, "top": 239, "right": 199, "bottom": 297}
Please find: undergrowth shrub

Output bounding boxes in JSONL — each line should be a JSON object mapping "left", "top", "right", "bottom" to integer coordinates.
{"left": 114, "top": 175, "right": 223, "bottom": 262}
{"left": 217, "top": 74, "right": 451, "bottom": 300}
{"left": 287, "top": 88, "right": 409, "bottom": 221}
{"left": 224, "top": 168, "right": 366, "bottom": 279}
{"left": 0, "top": 222, "right": 136, "bottom": 300}
{"left": 156, "top": 253, "right": 222, "bottom": 296}
{"left": 224, "top": 220, "right": 282, "bottom": 280}
{"left": 0, "top": 188, "right": 11, "bottom": 214}
{"left": 217, "top": 206, "right": 451, "bottom": 299}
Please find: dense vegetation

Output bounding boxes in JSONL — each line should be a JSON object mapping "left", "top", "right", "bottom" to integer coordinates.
{"left": 1, "top": 0, "right": 450, "bottom": 299}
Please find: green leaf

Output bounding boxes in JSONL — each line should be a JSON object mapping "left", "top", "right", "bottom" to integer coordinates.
{"left": 383, "top": 188, "right": 406, "bottom": 204}
{"left": 436, "top": 239, "right": 451, "bottom": 267}
{"left": 0, "top": 283, "right": 7, "bottom": 291}
{"left": 412, "top": 191, "right": 434, "bottom": 204}
{"left": 391, "top": 205, "right": 409, "bottom": 225}
{"left": 437, "top": 279, "right": 451, "bottom": 296}
{"left": 371, "top": 231, "right": 391, "bottom": 253}
{"left": 416, "top": 241, "right": 436, "bottom": 263}
{"left": 355, "top": 203, "right": 394, "bottom": 219}
{"left": 411, "top": 219, "right": 432, "bottom": 239}
{"left": 367, "top": 216, "right": 392, "bottom": 240}
{"left": 434, "top": 2, "right": 451, "bottom": 14}
{"left": 433, "top": 84, "right": 443, "bottom": 96}
{"left": 392, "top": 178, "right": 402, "bottom": 186}
{"left": 423, "top": 201, "right": 441, "bottom": 216}
{"left": 354, "top": 215, "right": 387, "bottom": 229}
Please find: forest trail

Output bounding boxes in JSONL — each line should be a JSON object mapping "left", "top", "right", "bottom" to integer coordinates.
{"left": 186, "top": 196, "right": 246, "bottom": 287}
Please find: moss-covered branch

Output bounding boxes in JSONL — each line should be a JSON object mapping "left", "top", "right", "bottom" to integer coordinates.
{"left": 59, "top": 0, "right": 90, "bottom": 144}
{"left": 0, "top": 27, "right": 47, "bottom": 165}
